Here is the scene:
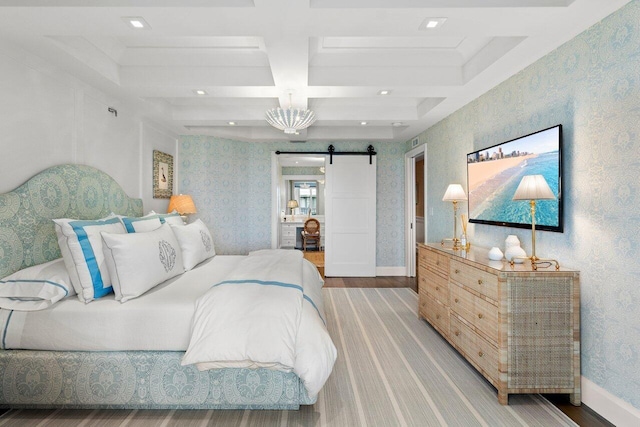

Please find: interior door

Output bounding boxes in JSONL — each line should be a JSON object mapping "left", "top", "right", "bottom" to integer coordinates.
{"left": 325, "top": 155, "right": 376, "bottom": 277}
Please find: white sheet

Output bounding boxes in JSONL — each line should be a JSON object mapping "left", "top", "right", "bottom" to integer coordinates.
{"left": 0, "top": 256, "right": 245, "bottom": 351}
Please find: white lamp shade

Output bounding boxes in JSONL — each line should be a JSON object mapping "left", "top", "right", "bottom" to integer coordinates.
{"left": 287, "top": 199, "right": 299, "bottom": 209}
{"left": 512, "top": 175, "right": 556, "bottom": 200}
{"left": 442, "top": 184, "right": 467, "bottom": 202}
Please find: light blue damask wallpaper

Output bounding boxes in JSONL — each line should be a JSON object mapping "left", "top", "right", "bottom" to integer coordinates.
{"left": 178, "top": 139, "right": 405, "bottom": 267}
{"left": 281, "top": 166, "right": 323, "bottom": 175}
{"left": 410, "top": 1, "right": 640, "bottom": 408}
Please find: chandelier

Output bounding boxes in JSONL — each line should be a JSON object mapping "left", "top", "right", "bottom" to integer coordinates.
{"left": 265, "top": 92, "right": 316, "bottom": 134}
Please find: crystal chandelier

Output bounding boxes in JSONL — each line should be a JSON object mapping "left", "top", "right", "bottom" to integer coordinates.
{"left": 265, "top": 92, "right": 316, "bottom": 134}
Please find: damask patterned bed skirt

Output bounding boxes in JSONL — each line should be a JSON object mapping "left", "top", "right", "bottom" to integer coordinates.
{"left": 0, "top": 350, "right": 315, "bottom": 409}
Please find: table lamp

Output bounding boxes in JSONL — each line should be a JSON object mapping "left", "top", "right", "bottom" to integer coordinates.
{"left": 287, "top": 199, "right": 299, "bottom": 220}
{"left": 511, "top": 174, "right": 559, "bottom": 270}
{"left": 168, "top": 194, "right": 197, "bottom": 223}
{"left": 441, "top": 184, "right": 467, "bottom": 250}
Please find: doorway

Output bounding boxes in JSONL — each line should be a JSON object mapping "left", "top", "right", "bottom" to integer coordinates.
{"left": 271, "top": 151, "right": 378, "bottom": 277}
{"left": 270, "top": 153, "right": 326, "bottom": 250}
{"left": 405, "top": 144, "right": 426, "bottom": 277}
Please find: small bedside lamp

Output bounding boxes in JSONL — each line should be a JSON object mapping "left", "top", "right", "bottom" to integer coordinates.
{"left": 442, "top": 184, "right": 467, "bottom": 250}
{"left": 511, "top": 175, "right": 559, "bottom": 270}
{"left": 168, "top": 194, "right": 197, "bottom": 223}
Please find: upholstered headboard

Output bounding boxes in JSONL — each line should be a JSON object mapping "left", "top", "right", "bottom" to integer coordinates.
{"left": 0, "top": 164, "right": 143, "bottom": 277}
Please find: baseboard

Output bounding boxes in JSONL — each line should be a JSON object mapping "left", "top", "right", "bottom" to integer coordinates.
{"left": 582, "top": 376, "right": 640, "bottom": 427}
{"left": 375, "top": 266, "right": 406, "bottom": 276}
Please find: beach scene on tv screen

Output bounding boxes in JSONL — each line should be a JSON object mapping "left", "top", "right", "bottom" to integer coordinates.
{"left": 467, "top": 127, "right": 560, "bottom": 228}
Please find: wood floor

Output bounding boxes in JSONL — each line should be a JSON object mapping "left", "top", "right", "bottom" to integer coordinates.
{"left": 311, "top": 251, "right": 611, "bottom": 427}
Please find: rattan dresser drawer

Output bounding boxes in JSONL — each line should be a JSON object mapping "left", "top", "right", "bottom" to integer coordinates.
{"left": 449, "top": 282, "right": 498, "bottom": 343}
{"left": 450, "top": 315, "right": 498, "bottom": 383}
{"left": 450, "top": 259, "right": 498, "bottom": 301}
{"left": 423, "top": 247, "right": 449, "bottom": 277}
{"left": 424, "top": 269, "right": 449, "bottom": 305}
{"left": 425, "top": 297, "right": 449, "bottom": 335}
{"left": 418, "top": 249, "right": 429, "bottom": 269}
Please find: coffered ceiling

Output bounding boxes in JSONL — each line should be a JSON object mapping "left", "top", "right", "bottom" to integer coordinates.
{"left": 0, "top": 0, "right": 629, "bottom": 142}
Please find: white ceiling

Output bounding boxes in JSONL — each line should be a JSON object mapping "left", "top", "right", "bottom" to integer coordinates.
{"left": 0, "top": 0, "right": 629, "bottom": 143}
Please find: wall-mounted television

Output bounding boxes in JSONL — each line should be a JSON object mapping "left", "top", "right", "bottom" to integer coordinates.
{"left": 467, "top": 125, "right": 563, "bottom": 232}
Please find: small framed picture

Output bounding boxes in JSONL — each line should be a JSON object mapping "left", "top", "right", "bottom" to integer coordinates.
{"left": 153, "top": 150, "right": 173, "bottom": 199}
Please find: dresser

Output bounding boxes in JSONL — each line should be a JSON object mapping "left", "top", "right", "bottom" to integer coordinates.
{"left": 418, "top": 243, "right": 580, "bottom": 405}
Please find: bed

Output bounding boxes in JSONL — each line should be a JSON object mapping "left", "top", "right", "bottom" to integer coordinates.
{"left": 0, "top": 164, "right": 335, "bottom": 409}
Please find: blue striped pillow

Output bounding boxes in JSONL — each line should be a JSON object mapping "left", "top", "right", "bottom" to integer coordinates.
{"left": 54, "top": 215, "right": 125, "bottom": 303}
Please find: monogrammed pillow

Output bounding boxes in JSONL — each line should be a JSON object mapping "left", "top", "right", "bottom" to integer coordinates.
{"left": 101, "top": 223, "right": 185, "bottom": 302}
{"left": 170, "top": 219, "right": 216, "bottom": 270}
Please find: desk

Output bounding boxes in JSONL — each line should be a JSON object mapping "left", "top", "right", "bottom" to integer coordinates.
{"left": 280, "top": 219, "right": 324, "bottom": 250}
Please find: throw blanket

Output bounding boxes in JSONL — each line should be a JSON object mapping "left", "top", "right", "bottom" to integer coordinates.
{"left": 182, "top": 249, "right": 336, "bottom": 397}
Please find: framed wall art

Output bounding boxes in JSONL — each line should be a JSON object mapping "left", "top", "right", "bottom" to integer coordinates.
{"left": 153, "top": 150, "right": 173, "bottom": 199}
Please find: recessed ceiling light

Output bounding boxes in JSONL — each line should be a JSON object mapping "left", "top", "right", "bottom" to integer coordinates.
{"left": 378, "top": 90, "right": 391, "bottom": 96}
{"left": 361, "top": 121, "right": 368, "bottom": 126}
{"left": 193, "top": 89, "right": 207, "bottom": 96}
{"left": 228, "top": 121, "right": 236, "bottom": 126}
{"left": 419, "top": 17, "right": 447, "bottom": 30}
{"left": 392, "top": 122, "right": 404, "bottom": 127}
{"left": 122, "top": 16, "right": 151, "bottom": 30}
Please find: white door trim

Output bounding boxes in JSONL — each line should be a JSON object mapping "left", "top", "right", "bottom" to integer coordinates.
{"left": 405, "top": 144, "right": 426, "bottom": 277}
{"left": 271, "top": 152, "right": 280, "bottom": 249}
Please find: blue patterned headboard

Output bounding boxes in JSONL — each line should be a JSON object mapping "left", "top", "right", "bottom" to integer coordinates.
{"left": 0, "top": 164, "right": 143, "bottom": 277}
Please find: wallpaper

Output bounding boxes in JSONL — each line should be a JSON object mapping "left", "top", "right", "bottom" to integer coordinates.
{"left": 178, "top": 139, "right": 405, "bottom": 267}
{"left": 281, "top": 166, "right": 323, "bottom": 175}
{"left": 410, "top": 0, "right": 640, "bottom": 408}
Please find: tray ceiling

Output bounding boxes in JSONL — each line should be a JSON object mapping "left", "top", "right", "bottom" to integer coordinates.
{"left": 0, "top": 0, "right": 629, "bottom": 142}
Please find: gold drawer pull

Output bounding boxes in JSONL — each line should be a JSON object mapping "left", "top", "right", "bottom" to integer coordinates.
{"left": 436, "top": 314, "right": 440, "bottom": 320}
{"left": 478, "top": 351, "right": 484, "bottom": 357}
{"left": 478, "top": 313, "right": 483, "bottom": 319}
{"left": 454, "top": 269, "right": 460, "bottom": 274}
{"left": 454, "top": 298, "right": 459, "bottom": 303}
{"left": 478, "top": 279, "right": 483, "bottom": 285}
{"left": 454, "top": 330, "right": 460, "bottom": 337}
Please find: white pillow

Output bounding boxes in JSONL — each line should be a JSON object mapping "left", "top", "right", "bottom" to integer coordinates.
{"left": 162, "top": 215, "right": 185, "bottom": 226}
{"left": 147, "top": 211, "right": 185, "bottom": 226}
{"left": 0, "top": 258, "right": 76, "bottom": 311}
{"left": 101, "top": 223, "right": 185, "bottom": 302}
{"left": 121, "top": 215, "right": 163, "bottom": 233}
{"left": 170, "top": 219, "right": 216, "bottom": 270}
{"left": 54, "top": 216, "right": 125, "bottom": 303}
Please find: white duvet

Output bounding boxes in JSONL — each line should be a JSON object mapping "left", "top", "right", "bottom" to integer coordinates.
{"left": 181, "top": 249, "right": 336, "bottom": 398}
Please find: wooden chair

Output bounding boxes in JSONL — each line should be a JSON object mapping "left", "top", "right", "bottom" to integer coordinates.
{"left": 301, "top": 218, "right": 321, "bottom": 251}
